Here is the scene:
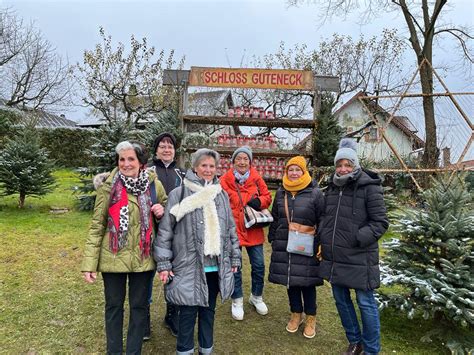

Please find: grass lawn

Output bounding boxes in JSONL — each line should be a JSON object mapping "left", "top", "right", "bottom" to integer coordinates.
{"left": 0, "top": 170, "right": 449, "bottom": 354}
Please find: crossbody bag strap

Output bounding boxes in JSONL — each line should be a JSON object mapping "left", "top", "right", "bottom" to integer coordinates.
{"left": 235, "top": 183, "right": 245, "bottom": 209}
{"left": 284, "top": 192, "right": 292, "bottom": 224}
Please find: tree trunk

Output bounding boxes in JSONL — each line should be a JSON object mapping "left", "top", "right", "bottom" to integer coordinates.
{"left": 19, "top": 192, "right": 25, "bottom": 208}
{"left": 419, "top": 63, "right": 439, "bottom": 167}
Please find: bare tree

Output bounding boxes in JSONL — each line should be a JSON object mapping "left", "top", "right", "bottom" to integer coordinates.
{"left": 76, "top": 27, "right": 185, "bottom": 125}
{"left": 231, "top": 29, "right": 406, "bottom": 140}
{"left": 0, "top": 8, "right": 73, "bottom": 110}
{"left": 287, "top": 0, "right": 474, "bottom": 166}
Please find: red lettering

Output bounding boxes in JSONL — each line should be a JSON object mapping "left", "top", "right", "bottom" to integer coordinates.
{"left": 204, "top": 71, "right": 211, "bottom": 83}
{"left": 289, "top": 74, "right": 296, "bottom": 86}
{"left": 242, "top": 73, "right": 248, "bottom": 84}
{"left": 270, "top": 73, "right": 276, "bottom": 85}
{"left": 251, "top": 73, "right": 258, "bottom": 84}
{"left": 284, "top": 74, "right": 289, "bottom": 86}
{"left": 296, "top": 73, "right": 302, "bottom": 86}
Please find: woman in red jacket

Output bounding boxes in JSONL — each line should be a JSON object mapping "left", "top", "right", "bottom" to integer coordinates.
{"left": 220, "top": 146, "right": 272, "bottom": 321}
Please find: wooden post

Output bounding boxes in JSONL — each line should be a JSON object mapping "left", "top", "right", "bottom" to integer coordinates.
{"left": 311, "top": 89, "right": 321, "bottom": 168}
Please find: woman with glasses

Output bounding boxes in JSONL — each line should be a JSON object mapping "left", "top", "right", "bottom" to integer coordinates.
{"left": 147, "top": 132, "right": 185, "bottom": 338}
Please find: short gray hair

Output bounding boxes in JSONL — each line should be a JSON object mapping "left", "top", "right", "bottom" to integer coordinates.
{"left": 191, "top": 148, "right": 220, "bottom": 168}
{"left": 115, "top": 141, "right": 134, "bottom": 154}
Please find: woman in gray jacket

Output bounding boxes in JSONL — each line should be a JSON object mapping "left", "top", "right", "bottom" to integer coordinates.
{"left": 153, "top": 148, "right": 241, "bottom": 355}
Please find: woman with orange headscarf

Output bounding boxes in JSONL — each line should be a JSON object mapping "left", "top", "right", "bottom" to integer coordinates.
{"left": 268, "top": 156, "right": 324, "bottom": 339}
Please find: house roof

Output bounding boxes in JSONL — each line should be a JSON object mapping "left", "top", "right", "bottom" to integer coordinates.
{"left": 0, "top": 99, "right": 78, "bottom": 129}
{"left": 295, "top": 91, "right": 425, "bottom": 150}
{"left": 187, "top": 90, "right": 233, "bottom": 116}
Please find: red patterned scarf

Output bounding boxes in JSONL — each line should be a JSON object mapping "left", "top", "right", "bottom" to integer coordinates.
{"left": 107, "top": 170, "right": 153, "bottom": 257}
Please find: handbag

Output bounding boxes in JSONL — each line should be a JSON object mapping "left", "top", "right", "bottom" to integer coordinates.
{"left": 284, "top": 193, "right": 315, "bottom": 257}
{"left": 236, "top": 185, "right": 273, "bottom": 229}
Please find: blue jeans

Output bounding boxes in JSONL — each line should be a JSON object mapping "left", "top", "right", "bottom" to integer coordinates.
{"left": 332, "top": 284, "right": 381, "bottom": 354}
{"left": 176, "top": 272, "right": 219, "bottom": 354}
{"left": 232, "top": 244, "right": 264, "bottom": 299}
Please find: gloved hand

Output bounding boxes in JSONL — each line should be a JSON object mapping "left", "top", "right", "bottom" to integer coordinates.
{"left": 246, "top": 197, "right": 261, "bottom": 210}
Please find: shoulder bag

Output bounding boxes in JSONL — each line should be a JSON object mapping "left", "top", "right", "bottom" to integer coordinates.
{"left": 236, "top": 184, "right": 273, "bottom": 229}
{"left": 284, "top": 193, "right": 315, "bottom": 257}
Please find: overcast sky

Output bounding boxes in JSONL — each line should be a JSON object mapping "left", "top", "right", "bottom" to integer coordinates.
{"left": 3, "top": 0, "right": 474, "bottom": 123}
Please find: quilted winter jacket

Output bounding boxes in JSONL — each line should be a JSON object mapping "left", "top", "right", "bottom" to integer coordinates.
{"left": 318, "top": 169, "right": 389, "bottom": 290}
{"left": 268, "top": 181, "right": 324, "bottom": 287}
{"left": 220, "top": 167, "right": 272, "bottom": 246}
{"left": 153, "top": 170, "right": 242, "bottom": 307}
{"left": 81, "top": 168, "right": 167, "bottom": 273}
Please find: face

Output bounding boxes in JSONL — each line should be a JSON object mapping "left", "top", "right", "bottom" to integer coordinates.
{"left": 335, "top": 159, "right": 354, "bottom": 176}
{"left": 287, "top": 164, "right": 304, "bottom": 181}
{"left": 233, "top": 152, "right": 250, "bottom": 174}
{"left": 194, "top": 156, "right": 217, "bottom": 182}
{"left": 155, "top": 141, "right": 175, "bottom": 164}
{"left": 118, "top": 149, "right": 140, "bottom": 178}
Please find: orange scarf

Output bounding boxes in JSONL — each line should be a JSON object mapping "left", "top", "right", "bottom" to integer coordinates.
{"left": 282, "top": 171, "right": 312, "bottom": 193}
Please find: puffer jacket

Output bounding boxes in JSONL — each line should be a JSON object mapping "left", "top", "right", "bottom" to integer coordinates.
{"left": 153, "top": 170, "right": 242, "bottom": 307}
{"left": 268, "top": 181, "right": 324, "bottom": 287}
{"left": 318, "top": 169, "right": 389, "bottom": 290}
{"left": 220, "top": 167, "right": 272, "bottom": 246}
{"left": 81, "top": 168, "right": 167, "bottom": 273}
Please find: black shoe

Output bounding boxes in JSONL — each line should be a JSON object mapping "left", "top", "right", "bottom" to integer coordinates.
{"left": 164, "top": 303, "right": 179, "bottom": 337}
{"left": 143, "top": 304, "right": 151, "bottom": 341}
{"left": 343, "top": 343, "right": 363, "bottom": 355}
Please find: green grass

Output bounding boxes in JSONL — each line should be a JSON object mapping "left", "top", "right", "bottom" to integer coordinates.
{"left": 0, "top": 170, "right": 449, "bottom": 354}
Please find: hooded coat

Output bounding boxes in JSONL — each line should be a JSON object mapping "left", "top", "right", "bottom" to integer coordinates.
{"left": 153, "top": 170, "right": 242, "bottom": 307}
{"left": 219, "top": 167, "right": 272, "bottom": 246}
{"left": 81, "top": 168, "right": 167, "bottom": 273}
{"left": 268, "top": 181, "right": 324, "bottom": 287}
{"left": 318, "top": 169, "right": 389, "bottom": 290}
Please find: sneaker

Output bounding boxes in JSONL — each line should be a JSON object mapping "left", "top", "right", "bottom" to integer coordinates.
{"left": 231, "top": 297, "right": 244, "bottom": 320}
{"left": 303, "top": 315, "right": 316, "bottom": 339}
{"left": 343, "top": 343, "right": 363, "bottom": 355}
{"left": 286, "top": 312, "right": 304, "bottom": 333}
{"left": 249, "top": 294, "right": 268, "bottom": 315}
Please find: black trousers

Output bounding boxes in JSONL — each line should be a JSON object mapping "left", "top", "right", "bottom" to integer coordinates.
{"left": 102, "top": 271, "right": 154, "bottom": 355}
{"left": 287, "top": 285, "right": 317, "bottom": 316}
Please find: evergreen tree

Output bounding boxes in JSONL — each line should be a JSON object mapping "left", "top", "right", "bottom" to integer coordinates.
{"left": 0, "top": 129, "right": 55, "bottom": 208}
{"left": 313, "top": 93, "right": 343, "bottom": 167}
{"left": 380, "top": 174, "right": 473, "bottom": 352}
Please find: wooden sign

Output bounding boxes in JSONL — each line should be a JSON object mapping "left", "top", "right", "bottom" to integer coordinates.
{"left": 189, "top": 67, "right": 314, "bottom": 90}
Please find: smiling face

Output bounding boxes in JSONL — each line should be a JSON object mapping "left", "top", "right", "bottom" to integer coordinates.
{"left": 155, "top": 138, "right": 175, "bottom": 164}
{"left": 287, "top": 164, "right": 304, "bottom": 181}
{"left": 118, "top": 148, "right": 140, "bottom": 178}
{"left": 335, "top": 159, "right": 354, "bottom": 176}
{"left": 233, "top": 152, "right": 250, "bottom": 175}
{"left": 194, "top": 156, "right": 217, "bottom": 182}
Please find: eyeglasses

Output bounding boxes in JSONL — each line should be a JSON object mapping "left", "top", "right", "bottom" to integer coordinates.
{"left": 158, "top": 145, "right": 174, "bottom": 150}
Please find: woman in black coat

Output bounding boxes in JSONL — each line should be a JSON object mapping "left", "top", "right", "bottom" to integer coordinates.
{"left": 319, "top": 139, "right": 388, "bottom": 355}
{"left": 268, "top": 156, "right": 324, "bottom": 339}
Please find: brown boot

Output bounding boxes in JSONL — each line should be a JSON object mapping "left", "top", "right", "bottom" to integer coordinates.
{"left": 286, "top": 312, "right": 304, "bottom": 333}
{"left": 303, "top": 315, "right": 316, "bottom": 338}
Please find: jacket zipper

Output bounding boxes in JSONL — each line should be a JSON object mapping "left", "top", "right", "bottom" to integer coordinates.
{"left": 329, "top": 187, "right": 344, "bottom": 282}
{"left": 287, "top": 194, "right": 295, "bottom": 289}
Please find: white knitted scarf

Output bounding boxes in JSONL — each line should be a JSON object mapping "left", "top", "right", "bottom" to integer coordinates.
{"left": 169, "top": 178, "right": 222, "bottom": 256}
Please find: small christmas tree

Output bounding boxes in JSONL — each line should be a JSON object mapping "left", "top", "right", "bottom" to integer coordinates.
{"left": 0, "top": 129, "right": 56, "bottom": 208}
{"left": 313, "top": 93, "right": 343, "bottom": 167}
{"left": 380, "top": 174, "right": 473, "bottom": 352}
